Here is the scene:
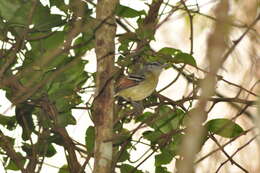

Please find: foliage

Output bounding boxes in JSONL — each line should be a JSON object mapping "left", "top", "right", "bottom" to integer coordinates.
{"left": 0, "top": 0, "right": 258, "bottom": 173}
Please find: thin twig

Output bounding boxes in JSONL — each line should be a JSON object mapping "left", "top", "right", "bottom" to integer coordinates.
{"left": 210, "top": 134, "right": 248, "bottom": 173}
{"left": 195, "top": 128, "right": 254, "bottom": 164}
{"left": 181, "top": 0, "right": 194, "bottom": 54}
{"left": 220, "top": 14, "right": 260, "bottom": 65}
{"left": 215, "top": 135, "right": 258, "bottom": 173}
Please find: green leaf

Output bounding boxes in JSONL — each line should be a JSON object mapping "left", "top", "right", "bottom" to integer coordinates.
{"left": 143, "top": 130, "right": 162, "bottom": 143}
{"left": 50, "top": 0, "right": 64, "bottom": 7}
{"left": 136, "top": 25, "right": 155, "bottom": 41}
{"left": 152, "top": 106, "right": 185, "bottom": 133}
{"left": 73, "top": 33, "right": 95, "bottom": 55}
{"left": 156, "top": 166, "right": 171, "bottom": 173}
{"left": 58, "top": 165, "right": 69, "bottom": 173}
{"left": 158, "top": 47, "right": 181, "bottom": 56}
{"left": 27, "top": 32, "right": 65, "bottom": 63}
{"left": 0, "top": 1, "right": 63, "bottom": 32}
{"left": 53, "top": 59, "right": 88, "bottom": 85}
{"left": 47, "top": 134, "right": 64, "bottom": 146}
{"left": 167, "top": 133, "right": 183, "bottom": 156}
{"left": 8, "top": 1, "right": 32, "bottom": 27}
{"left": 0, "top": 0, "right": 21, "bottom": 21}
{"left": 116, "top": 4, "right": 145, "bottom": 18}
{"left": 49, "top": 0, "right": 68, "bottom": 13}
{"left": 118, "top": 42, "right": 130, "bottom": 52}
{"left": 45, "top": 58, "right": 87, "bottom": 110}
{"left": 118, "top": 32, "right": 138, "bottom": 43}
{"left": 21, "top": 143, "right": 32, "bottom": 156}
{"left": 6, "top": 153, "right": 26, "bottom": 171}
{"left": 41, "top": 31, "right": 65, "bottom": 50}
{"left": 0, "top": 114, "right": 16, "bottom": 130}
{"left": 117, "top": 149, "right": 130, "bottom": 162}
{"left": 120, "top": 164, "right": 143, "bottom": 173}
{"left": 113, "top": 130, "right": 131, "bottom": 146}
{"left": 118, "top": 32, "right": 138, "bottom": 52}
{"left": 85, "top": 126, "right": 95, "bottom": 153}
{"left": 57, "top": 112, "right": 76, "bottom": 127}
{"left": 135, "top": 111, "right": 153, "bottom": 122}
{"left": 22, "top": 142, "right": 56, "bottom": 158}
{"left": 0, "top": 0, "right": 28, "bottom": 29}
{"left": 42, "top": 143, "right": 57, "bottom": 157}
{"left": 33, "top": 3, "right": 63, "bottom": 31}
{"left": 173, "top": 52, "right": 197, "bottom": 67}
{"left": 6, "top": 160, "right": 19, "bottom": 171}
{"left": 158, "top": 47, "right": 197, "bottom": 66}
{"left": 155, "top": 149, "right": 173, "bottom": 166}
{"left": 205, "top": 118, "right": 244, "bottom": 138}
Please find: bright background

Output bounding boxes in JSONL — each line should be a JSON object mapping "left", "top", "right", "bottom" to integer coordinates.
{"left": 0, "top": 0, "right": 259, "bottom": 172}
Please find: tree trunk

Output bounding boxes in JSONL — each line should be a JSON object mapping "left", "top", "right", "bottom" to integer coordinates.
{"left": 93, "top": 0, "right": 118, "bottom": 173}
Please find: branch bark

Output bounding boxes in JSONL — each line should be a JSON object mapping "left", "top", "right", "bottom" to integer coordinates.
{"left": 39, "top": 96, "right": 82, "bottom": 173}
{"left": 93, "top": 0, "right": 118, "bottom": 172}
{"left": 134, "top": 0, "right": 163, "bottom": 66}
{"left": 0, "top": 132, "right": 27, "bottom": 173}
{"left": 177, "top": 1, "right": 231, "bottom": 173}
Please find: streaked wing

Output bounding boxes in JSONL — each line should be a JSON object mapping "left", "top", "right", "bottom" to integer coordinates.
{"left": 128, "top": 74, "right": 145, "bottom": 81}
{"left": 115, "top": 74, "right": 145, "bottom": 92}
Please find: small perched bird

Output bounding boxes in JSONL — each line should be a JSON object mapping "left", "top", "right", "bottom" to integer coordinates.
{"left": 15, "top": 102, "right": 35, "bottom": 140}
{"left": 115, "top": 62, "right": 166, "bottom": 102}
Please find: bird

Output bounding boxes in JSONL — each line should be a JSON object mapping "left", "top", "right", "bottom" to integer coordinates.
{"left": 115, "top": 62, "right": 166, "bottom": 102}
{"left": 15, "top": 102, "right": 35, "bottom": 140}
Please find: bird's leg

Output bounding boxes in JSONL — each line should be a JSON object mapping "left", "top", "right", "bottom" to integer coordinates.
{"left": 130, "top": 101, "right": 144, "bottom": 115}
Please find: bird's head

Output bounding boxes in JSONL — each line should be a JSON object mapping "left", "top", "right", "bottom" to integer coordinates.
{"left": 142, "top": 62, "right": 167, "bottom": 76}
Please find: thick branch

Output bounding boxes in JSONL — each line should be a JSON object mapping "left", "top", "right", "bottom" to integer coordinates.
{"left": 39, "top": 96, "right": 82, "bottom": 173}
{"left": 0, "top": 132, "right": 27, "bottom": 173}
{"left": 177, "top": 1, "right": 231, "bottom": 173}
{"left": 93, "top": 0, "right": 118, "bottom": 173}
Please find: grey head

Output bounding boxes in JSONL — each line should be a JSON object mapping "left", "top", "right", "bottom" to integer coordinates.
{"left": 141, "top": 62, "right": 165, "bottom": 75}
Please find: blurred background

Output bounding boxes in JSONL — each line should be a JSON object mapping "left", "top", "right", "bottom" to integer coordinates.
{"left": 0, "top": 0, "right": 259, "bottom": 172}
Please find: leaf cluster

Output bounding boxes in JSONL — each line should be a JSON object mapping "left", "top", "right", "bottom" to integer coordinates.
{"left": 0, "top": 0, "right": 247, "bottom": 173}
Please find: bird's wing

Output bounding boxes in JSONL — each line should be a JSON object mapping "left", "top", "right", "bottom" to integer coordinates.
{"left": 115, "top": 74, "right": 145, "bottom": 92}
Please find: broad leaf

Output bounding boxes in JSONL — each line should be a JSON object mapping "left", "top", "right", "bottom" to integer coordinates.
{"left": 49, "top": 0, "right": 68, "bottom": 13}
{"left": 117, "top": 149, "right": 130, "bottom": 162}
{"left": 155, "top": 149, "right": 173, "bottom": 166}
{"left": 120, "top": 164, "right": 143, "bottom": 173}
{"left": 33, "top": 3, "right": 63, "bottom": 31}
{"left": 85, "top": 126, "right": 95, "bottom": 153}
{"left": 152, "top": 106, "right": 185, "bottom": 133}
{"left": 39, "top": 143, "right": 57, "bottom": 157}
{"left": 58, "top": 165, "right": 69, "bottom": 173}
{"left": 158, "top": 47, "right": 197, "bottom": 66}
{"left": 0, "top": 114, "right": 16, "bottom": 130}
{"left": 0, "top": 0, "right": 21, "bottom": 21}
{"left": 143, "top": 130, "right": 163, "bottom": 144}
{"left": 56, "top": 112, "right": 77, "bottom": 127}
{"left": 173, "top": 52, "right": 197, "bottom": 67}
{"left": 6, "top": 153, "right": 26, "bottom": 171}
{"left": 205, "top": 118, "right": 244, "bottom": 138}
{"left": 116, "top": 5, "right": 145, "bottom": 18}
{"left": 158, "top": 47, "right": 181, "bottom": 55}
{"left": 156, "top": 166, "right": 171, "bottom": 173}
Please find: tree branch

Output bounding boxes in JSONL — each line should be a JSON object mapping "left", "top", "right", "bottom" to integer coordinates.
{"left": 93, "top": 0, "right": 118, "bottom": 172}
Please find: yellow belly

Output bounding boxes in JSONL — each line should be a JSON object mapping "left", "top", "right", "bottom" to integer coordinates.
{"left": 117, "top": 78, "right": 158, "bottom": 101}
